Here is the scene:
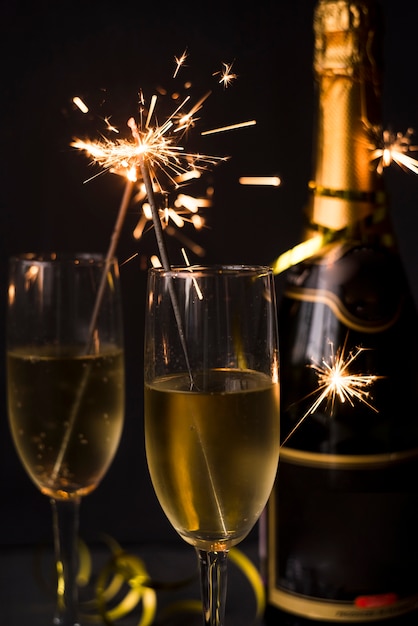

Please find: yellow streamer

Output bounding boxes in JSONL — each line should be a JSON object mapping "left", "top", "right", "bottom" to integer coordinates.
{"left": 159, "top": 598, "right": 202, "bottom": 619}
{"left": 39, "top": 534, "right": 265, "bottom": 625}
{"left": 91, "top": 547, "right": 156, "bottom": 625}
{"left": 229, "top": 547, "right": 265, "bottom": 620}
{"left": 77, "top": 538, "right": 93, "bottom": 587}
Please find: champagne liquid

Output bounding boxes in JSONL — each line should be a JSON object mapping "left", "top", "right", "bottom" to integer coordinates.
{"left": 145, "top": 369, "right": 280, "bottom": 551}
{"left": 7, "top": 346, "right": 125, "bottom": 499}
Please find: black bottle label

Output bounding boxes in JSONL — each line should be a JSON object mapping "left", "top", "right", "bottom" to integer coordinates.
{"left": 268, "top": 450, "right": 418, "bottom": 622}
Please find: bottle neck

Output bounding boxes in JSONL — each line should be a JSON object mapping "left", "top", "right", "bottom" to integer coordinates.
{"left": 306, "top": 0, "right": 392, "bottom": 245}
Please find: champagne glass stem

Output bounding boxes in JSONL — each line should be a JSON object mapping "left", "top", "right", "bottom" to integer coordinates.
{"left": 51, "top": 497, "right": 81, "bottom": 626}
{"left": 197, "top": 549, "right": 228, "bottom": 626}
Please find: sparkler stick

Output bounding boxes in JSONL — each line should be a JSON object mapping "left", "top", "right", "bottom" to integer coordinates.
{"left": 51, "top": 179, "right": 134, "bottom": 482}
{"left": 127, "top": 117, "right": 195, "bottom": 385}
{"left": 87, "top": 178, "right": 134, "bottom": 352}
{"left": 137, "top": 152, "right": 171, "bottom": 272}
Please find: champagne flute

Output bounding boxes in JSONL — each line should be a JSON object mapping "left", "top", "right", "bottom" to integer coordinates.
{"left": 6, "top": 252, "right": 125, "bottom": 626}
{"left": 144, "top": 265, "right": 280, "bottom": 626}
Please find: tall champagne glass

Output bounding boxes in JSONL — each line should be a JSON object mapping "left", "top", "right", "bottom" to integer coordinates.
{"left": 144, "top": 265, "right": 280, "bottom": 626}
{"left": 6, "top": 252, "right": 125, "bottom": 626}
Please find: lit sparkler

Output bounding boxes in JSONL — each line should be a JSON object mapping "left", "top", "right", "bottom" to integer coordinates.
{"left": 72, "top": 49, "right": 262, "bottom": 260}
{"left": 72, "top": 53, "right": 262, "bottom": 386}
{"left": 213, "top": 61, "right": 238, "bottom": 88}
{"left": 307, "top": 343, "right": 380, "bottom": 414}
{"left": 282, "top": 338, "right": 382, "bottom": 447}
{"left": 370, "top": 126, "right": 418, "bottom": 174}
{"left": 173, "top": 48, "right": 188, "bottom": 78}
{"left": 72, "top": 82, "right": 228, "bottom": 255}
{"left": 72, "top": 99, "right": 226, "bottom": 187}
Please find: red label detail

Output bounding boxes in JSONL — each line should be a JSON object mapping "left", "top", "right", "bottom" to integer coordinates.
{"left": 355, "top": 593, "right": 398, "bottom": 608}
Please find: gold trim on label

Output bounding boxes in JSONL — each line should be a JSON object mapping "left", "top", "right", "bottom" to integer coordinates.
{"left": 309, "top": 184, "right": 384, "bottom": 204}
{"left": 280, "top": 446, "right": 418, "bottom": 469}
{"left": 285, "top": 285, "right": 402, "bottom": 333}
{"left": 269, "top": 587, "right": 418, "bottom": 623}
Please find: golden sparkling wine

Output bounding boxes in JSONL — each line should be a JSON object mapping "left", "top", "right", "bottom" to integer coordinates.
{"left": 7, "top": 346, "right": 125, "bottom": 499}
{"left": 145, "top": 368, "right": 280, "bottom": 552}
{"left": 264, "top": 1, "right": 418, "bottom": 624}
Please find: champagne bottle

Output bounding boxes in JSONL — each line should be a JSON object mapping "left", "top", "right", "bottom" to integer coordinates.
{"left": 265, "top": 0, "right": 418, "bottom": 624}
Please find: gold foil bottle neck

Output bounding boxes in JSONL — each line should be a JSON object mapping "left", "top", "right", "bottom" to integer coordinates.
{"left": 314, "top": 0, "right": 373, "bottom": 76}
{"left": 310, "top": 0, "right": 384, "bottom": 232}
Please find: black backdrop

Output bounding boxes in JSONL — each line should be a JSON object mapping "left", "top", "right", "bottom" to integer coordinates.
{"left": 1, "top": 0, "right": 418, "bottom": 551}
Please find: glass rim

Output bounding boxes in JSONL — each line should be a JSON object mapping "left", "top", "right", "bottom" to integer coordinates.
{"left": 148, "top": 264, "right": 273, "bottom": 278}
{"left": 8, "top": 252, "right": 116, "bottom": 266}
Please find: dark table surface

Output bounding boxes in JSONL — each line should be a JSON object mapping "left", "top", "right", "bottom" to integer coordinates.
{"left": 0, "top": 536, "right": 263, "bottom": 626}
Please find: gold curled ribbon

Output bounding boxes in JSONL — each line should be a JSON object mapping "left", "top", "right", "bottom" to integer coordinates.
{"left": 81, "top": 535, "right": 157, "bottom": 625}
{"left": 77, "top": 537, "right": 93, "bottom": 587}
{"left": 229, "top": 547, "right": 266, "bottom": 621}
{"left": 35, "top": 534, "right": 265, "bottom": 625}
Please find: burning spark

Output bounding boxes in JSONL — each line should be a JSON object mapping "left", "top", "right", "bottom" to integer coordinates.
{"left": 370, "top": 127, "right": 418, "bottom": 175}
{"left": 145, "top": 94, "right": 158, "bottom": 128}
{"left": 175, "top": 193, "right": 212, "bottom": 212}
{"left": 282, "top": 338, "right": 382, "bottom": 447}
{"left": 175, "top": 170, "right": 201, "bottom": 183}
{"left": 201, "top": 119, "right": 256, "bottom": 136}
{"left": 173, "top": 49, "right": 188, "bottom": 78}
{"left": 175, "top": 91, "right": 212, "bottom": 133}
{"left": 73, "top": 96, "right": 89, "bottom": 113}
{"left": 104, "top": 117, "right": 119, "bottom": 133}
{"left": 213, "top": 61, "right": 238, "bottom": 88}
{"left": 131, "top": 171, "right": 213, "bottom": 255}
{"left": 307, "top": 343, "right": 380, "bottom": 414}
{"left": 120, "top": 253, "right": 138, "bottom": 266}
{"left": 182, "top": 248, "right": 203, "bottom": 300}
{"left": 72, "top": 95, "right": 226, "bottom": 188}
{"left": 151, "top": 255, "right": 162, "bottom": 268}
{"left": 72, "top": 91, "right": 226, "bottom": 254}
{"left": 239, "top": 176, "right": 281, "bottom": 186}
